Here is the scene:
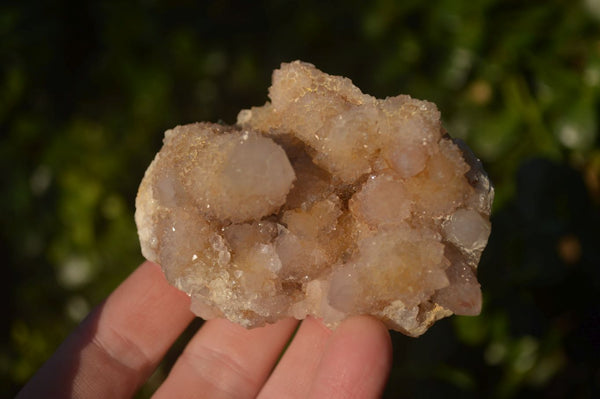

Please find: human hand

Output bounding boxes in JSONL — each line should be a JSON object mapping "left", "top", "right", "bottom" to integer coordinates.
{"left": 17, "top": 261, "right": 392, "bottom": 398}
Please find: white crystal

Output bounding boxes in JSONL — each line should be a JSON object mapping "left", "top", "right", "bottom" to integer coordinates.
{"left": 135, "top": 61, "right": 494, "bottom": 336}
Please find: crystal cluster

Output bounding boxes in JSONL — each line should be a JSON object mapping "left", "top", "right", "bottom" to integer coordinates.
{"left": 135, "top": 61, "right": 493, "bottom": 336}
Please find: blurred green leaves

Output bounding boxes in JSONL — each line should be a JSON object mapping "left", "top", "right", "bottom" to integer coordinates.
{"left": 1, "top": 0, "right": 599, "bottom": 397}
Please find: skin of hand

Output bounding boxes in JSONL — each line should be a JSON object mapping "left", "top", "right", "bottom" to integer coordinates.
{"left": 16, "top": 261, "right": 393, "bottom": 399}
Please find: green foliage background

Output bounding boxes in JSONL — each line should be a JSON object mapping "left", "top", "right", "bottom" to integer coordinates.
{"left": 2, "top": 0, "right": 600, "bottom": 397}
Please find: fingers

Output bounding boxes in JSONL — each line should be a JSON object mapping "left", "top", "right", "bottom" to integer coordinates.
{"left": 153, "top": 317, "right": 299, "bottom": 399}
{"left": 17, "top": 261, "right": 195, "bottom": 399}
{"left": 258, "top": 316, "right": 392, "bottom": 399}
{"left": 18, "top": 258, "right": 393, "bottom": 399}
{"left": 257, "top": 316, "right": 332, "bottom": 398}
{"left": 307, "top": 316, "right": 392, "bottom": 399}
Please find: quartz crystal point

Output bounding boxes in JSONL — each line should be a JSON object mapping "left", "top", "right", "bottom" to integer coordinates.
{"left": 135, "top": 61, "right": 494, "bottom": 337}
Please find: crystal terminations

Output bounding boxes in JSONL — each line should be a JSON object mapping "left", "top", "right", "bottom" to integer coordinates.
{"left": 135, "top": 61, "right": 493, "bottom": 337}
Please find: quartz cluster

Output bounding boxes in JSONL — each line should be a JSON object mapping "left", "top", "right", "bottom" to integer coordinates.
{"left": 135, "top": 61, "right": 493, "bottom": 336}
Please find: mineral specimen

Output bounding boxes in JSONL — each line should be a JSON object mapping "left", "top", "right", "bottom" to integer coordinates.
{"left": 135, "top": 61, "right": 493, "bottom": 337}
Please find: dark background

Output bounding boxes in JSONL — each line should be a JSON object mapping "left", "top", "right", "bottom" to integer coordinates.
{"left": 2, "top": 0, "right": 600, "bottom": 397}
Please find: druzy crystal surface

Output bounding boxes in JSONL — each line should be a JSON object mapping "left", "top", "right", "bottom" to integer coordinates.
{"left": 135, "top": 61, "right": 493, "bottom": 337}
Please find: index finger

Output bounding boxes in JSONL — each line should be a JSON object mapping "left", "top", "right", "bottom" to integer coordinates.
{"left": 17, "top": 261, "right": 195, "bottom": 399}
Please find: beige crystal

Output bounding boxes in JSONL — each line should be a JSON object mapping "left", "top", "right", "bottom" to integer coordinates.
{"left": 135, "top": 61, "right": 494, "bottom": 337}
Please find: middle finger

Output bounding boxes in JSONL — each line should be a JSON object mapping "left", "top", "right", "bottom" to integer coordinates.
{"left": 153, "top": 317, "right": 298, "bottom": 399}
